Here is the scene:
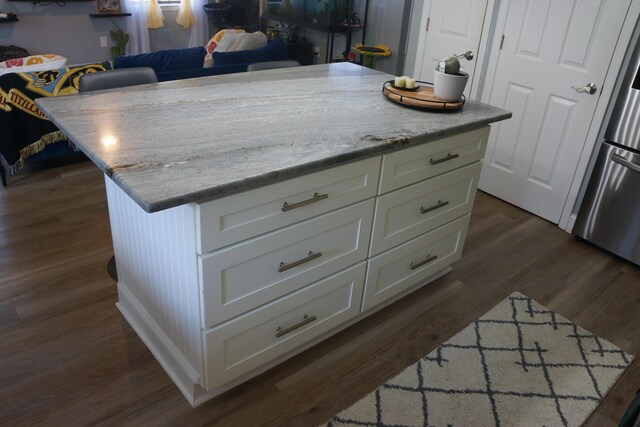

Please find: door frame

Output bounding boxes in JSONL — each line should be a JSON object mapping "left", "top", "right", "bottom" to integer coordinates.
{"left": 410, "top": 0, "right": 497, "bottom": 99}
{"left": 479, "top": 0, "right": 640, "bottom": 232}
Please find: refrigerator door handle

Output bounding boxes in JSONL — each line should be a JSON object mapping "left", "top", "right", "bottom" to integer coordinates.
{"left": 612, "top": 153, "right": 640, "bottom": 173}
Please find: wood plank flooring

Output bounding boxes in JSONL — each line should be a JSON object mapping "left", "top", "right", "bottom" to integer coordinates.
{"left": 0, "top": 163, "right": 638, "bottom": 426}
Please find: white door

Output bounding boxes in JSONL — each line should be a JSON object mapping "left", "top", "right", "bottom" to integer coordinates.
{"left": 479, "top": 0, "right": 632, "bottom": 223}
{"left": 414, "top": 0, "right": 489, "bottom": 97}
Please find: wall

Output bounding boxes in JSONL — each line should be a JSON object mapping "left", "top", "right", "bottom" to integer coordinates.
{"left": 403, "top": 0, "right": 423, "bottom": 77}
{"left": 0, "top": 1, "right": 191, "bottom": 64}
{"left": 0, "top": 0, "right": 409, "bottom": 74}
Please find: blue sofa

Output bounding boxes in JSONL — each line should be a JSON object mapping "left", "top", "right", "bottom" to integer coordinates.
{"left": 114, "top": 39, "right": 288, "bottom": 82}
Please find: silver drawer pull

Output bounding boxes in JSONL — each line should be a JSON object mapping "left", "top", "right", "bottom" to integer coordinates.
{"left": 276, "top": 315, "right": 317, "bottom": 338}
{"left": 278, "top": 251, "right": 322, "bottom": 273}
{"left": 410, "top": 254, "right": 438, "bottom": 270}
{"left": 430, "top": 153, "right": 459, "bottom": 165}
{"left": 282, "top": 192, "right": 328, "bottom": 212}
{"left": 612, "top": 154, "right": 640, "bottom": 173}
{"left": 420, "top": 200, "right": 449, "bottom": 214}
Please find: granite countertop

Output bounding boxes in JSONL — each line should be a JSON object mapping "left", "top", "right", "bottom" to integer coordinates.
{"left": 37, "top": 63, "right": 511, "bottom": 213}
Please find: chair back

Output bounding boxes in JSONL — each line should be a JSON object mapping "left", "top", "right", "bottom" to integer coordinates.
{"left": 246, "top": 60, "right": 301, "bottom": 72}
{"left": 79, "top": 67, "right": 158, "bottom": 92}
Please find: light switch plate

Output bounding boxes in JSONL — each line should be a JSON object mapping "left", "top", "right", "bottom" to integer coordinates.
{"left": 100, "top": 36, "right": 108, "bottom": 48}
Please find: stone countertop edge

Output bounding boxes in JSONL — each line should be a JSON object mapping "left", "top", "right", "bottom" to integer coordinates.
{"left": 121, "top": 115, "right": 510, "bottom": 213}
{"left": 35, "top": 63, "right": 512, "bottom": 214}
{"left": 38, "top": 102, "right": 511, "bottom": 214}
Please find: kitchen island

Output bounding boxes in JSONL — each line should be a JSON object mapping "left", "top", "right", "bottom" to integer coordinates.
{"left": 37, "top": 63, "right": 511, "bottom": 406}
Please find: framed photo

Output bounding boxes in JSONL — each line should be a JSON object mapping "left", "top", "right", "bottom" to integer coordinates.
{"left": 96, "top": 0, "right": 121, "bottom": 14}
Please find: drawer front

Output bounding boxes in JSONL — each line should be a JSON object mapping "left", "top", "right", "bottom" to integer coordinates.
{"left": 200, "top": 200, "right": 374, "bottom": 327}
{"left": 197, "top": 157, "right": 380, "bottom": 253}
{"left": 379, "top": 127, "right": 489, "bottom": 193}
{"left": 203, "top": 263, "right": 366, "bottom": 390}
{"left": 370, "top": 162, "right": 481, "bottom": 256}
{"left": 363, "top": 214, "right": 470, "bottom": 312}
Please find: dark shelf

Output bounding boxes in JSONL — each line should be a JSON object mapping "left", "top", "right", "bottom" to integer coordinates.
{"left": 261, "top": 13, "right": 349, "bottom": 34}
{"left": 0, "top": 17, "right": 18, "bottom": 22}
{"left": 89, "top": 13, "right": 132, "bottom": 17}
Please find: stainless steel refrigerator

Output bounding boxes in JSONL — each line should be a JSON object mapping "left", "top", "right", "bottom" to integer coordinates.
{"left": 573, "top": 38, "right": 640, "bottom": 266}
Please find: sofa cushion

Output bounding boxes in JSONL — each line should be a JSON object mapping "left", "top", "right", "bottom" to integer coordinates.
{"left": 213, "top": 39, "right": 287, "bottom": 67}
{"left": 115, "top": 47, "right": 207, "bottom": 73}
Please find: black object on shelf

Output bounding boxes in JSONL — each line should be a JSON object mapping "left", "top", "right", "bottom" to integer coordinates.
{"left": 0, "top": 14, "right": 18, "bottom": 23}
{"left": 287, "top": 38, "right": 314, "bottom": 66}
{"left": 204, "top": 1, "right": 260, "bottom": 33}
{"left": 203, "top": 3, "right": 233, "bottom": 26}
{"left": 89, "top": 13, "right": 132, "bottom": 17}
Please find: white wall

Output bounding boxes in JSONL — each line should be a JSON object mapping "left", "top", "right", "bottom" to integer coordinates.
{"left": 0, "top": 1, "right": 191, "bottom": 64}
{"left": 403, "top": 0, "right": 423, "bottom": 77}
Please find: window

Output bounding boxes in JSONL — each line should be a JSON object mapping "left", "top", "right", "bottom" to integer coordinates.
{"left": 158, "top": 0, "right": 180, "bottom": 6}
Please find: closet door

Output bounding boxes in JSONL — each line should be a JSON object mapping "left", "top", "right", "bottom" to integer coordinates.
{"left": 478, "top": 0, "right": 632, "bottom": 223}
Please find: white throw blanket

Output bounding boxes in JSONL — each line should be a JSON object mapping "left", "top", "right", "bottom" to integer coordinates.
{"left": 203, "top": 30, "right": 268, "bottom": 68}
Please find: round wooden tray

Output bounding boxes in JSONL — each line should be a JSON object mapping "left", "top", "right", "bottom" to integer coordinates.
{"left": 382, "top": 80, "right": 465, "bottom": 110}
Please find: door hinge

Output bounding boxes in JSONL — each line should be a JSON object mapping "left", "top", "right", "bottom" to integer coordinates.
{"left": 500, "top": 34, "right": 505, "bottom": 50}
{"left": 426, "top": 17, "right": 430, "bottom": 32}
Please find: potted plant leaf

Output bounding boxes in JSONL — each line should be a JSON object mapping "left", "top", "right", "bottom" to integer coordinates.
{"left": 433, "top": 51, "right": 474, "bottom": 101}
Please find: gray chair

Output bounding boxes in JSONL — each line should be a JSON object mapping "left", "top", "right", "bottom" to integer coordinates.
{"left": 79, "top": 66, "right": 158, "bottom": 281}
{"left": 247, "top": 60, "right": 301, "bottom": 72}
{"left": 79, "top": 67, "right": 158, "bottom": 92}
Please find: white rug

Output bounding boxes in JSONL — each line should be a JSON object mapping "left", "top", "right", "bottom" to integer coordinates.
{"left": 323, "top": 292, "right": 633, "bottom": 427}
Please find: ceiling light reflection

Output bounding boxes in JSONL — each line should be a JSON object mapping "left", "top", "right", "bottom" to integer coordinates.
{"left": 101, "top": 135, "right": 118, "bottom": 150}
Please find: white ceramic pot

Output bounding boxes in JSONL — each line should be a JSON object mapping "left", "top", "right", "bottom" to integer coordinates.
{"left": 433, "top": 70, "right": 469, "bottom": 101}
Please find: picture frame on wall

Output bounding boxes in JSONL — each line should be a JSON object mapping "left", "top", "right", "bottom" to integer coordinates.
{"left": 96, "top": 0, "right": 122, "bottom": 14}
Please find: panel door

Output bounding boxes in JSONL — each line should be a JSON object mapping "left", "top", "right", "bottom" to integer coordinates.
{"left": 479, "top": 0, "right": 632, "bottom": 223}
{"left": 414, "top": 0, "right": 488, "bottom": 97}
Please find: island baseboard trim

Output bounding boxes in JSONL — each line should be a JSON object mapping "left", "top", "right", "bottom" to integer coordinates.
{"left": 116, "top": 283, "right": 202, "bottom": 391}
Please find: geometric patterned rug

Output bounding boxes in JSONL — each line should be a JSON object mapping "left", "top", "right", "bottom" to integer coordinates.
{"left": 323, "top": 292, "right": 634, "bottom": 427}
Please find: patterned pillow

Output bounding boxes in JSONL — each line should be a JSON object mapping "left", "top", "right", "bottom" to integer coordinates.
{"left": 204, "top": 29, "right": 267, "bottom": 68}
{"left": 0, "top": 54, "right": 67, "bottom": 76}
{"left": 204, "top": 29, "right": 245, "bottom": 68}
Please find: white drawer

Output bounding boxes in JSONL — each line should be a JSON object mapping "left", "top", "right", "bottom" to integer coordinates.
{"left": 203, "top": 262, "right": 366, "bottom": 391}
{"left": 199, "top": 200, "right": 374, "bottom": 327}
{"left": 197, "top": 157, "right": 380, "bottom": 253}
{"left": 363, "top": 214, "right": 470, "bottom": 312}
{"left": 379, "top": 127, "right": 489, "bottom": 193}
{"left": 370, "top": 162, "right": 481, "bottom": 256}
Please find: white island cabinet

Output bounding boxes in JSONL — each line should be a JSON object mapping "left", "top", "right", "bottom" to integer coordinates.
{"left": 36, "top": 63, "right": 510, "bottom": 406}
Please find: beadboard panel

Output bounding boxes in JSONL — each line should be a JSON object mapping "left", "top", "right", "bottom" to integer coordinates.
{"left": 105, "top": 177, "right": 204, "bottom": 384}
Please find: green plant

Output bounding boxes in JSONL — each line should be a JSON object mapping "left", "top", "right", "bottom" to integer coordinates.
{"left": 110, "top": 29, "right": 129, "bottom": 61}
{"left": 435, "top": 51, "right": 474, "bottom": 75}
{"left": 435, "top": 55, "right": 460, "bottom": 74}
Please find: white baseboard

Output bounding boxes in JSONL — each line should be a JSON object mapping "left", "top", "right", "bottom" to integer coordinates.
{"left": 116, "top": 282, "right": 202, "bottom": 406}
{"left": 563, "top": 213, "right": 577, "bottom": 233}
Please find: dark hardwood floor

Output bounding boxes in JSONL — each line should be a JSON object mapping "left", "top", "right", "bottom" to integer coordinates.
{"left": 0, "top": 163, "right": 638, "bottom": 426}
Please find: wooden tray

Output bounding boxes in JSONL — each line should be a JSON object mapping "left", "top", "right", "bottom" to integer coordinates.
{"left": 382, "top": 80, "right": 465, "bottom": 110}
